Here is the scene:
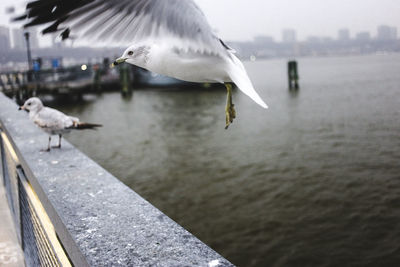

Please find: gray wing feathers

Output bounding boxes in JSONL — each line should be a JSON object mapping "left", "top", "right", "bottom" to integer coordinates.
{"left": 60, "top": 0, "right": 224, "bottom": 54}
{"left": 34, "top": 107, "right": 74, "bottom": 130}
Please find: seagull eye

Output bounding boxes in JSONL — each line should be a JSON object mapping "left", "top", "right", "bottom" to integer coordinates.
{"left": 128, "top": 51, "right": 134, "bottom": 56}
{"left": 27, "top": 103, "right": 31, "bottom": 106}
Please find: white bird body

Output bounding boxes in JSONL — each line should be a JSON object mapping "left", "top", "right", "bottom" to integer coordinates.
{"left": 127, "top": 42, "right": 268, "bottom": 109}
{"left": 20, "top": 97, "right": 101, "bottom": 151}
{"left": 142, "top": 43, "right": 230, "bottom": 83}
{"left": 28, "top": 106, "right": 76, "bottom": 135}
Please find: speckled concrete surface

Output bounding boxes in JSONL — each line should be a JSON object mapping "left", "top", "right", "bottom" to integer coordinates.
{"left": 0, "top": 93, "right": 234, "bottom": 267}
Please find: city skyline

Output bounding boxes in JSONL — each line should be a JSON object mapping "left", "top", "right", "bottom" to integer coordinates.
{"left": 0, "top": 23, "right": 398, "bottom": 51}
{"left": 0, "top": 0, "right": 400, "bottom": 44}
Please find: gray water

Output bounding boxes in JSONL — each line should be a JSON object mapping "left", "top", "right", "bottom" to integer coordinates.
{"left": 54, "top": 54, "right": 400, "bottom": 267}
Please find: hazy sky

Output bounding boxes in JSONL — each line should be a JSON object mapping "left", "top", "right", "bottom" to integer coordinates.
{"left": 1, "top": 0, "right": 399, "bottom": 44}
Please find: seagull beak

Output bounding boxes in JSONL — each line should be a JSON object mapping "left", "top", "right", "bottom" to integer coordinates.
{"left": 111, "top": 57, "right": 127, "bottom": 67}
{"left": 18, "top": 106, "right": 25, "bottom": 111}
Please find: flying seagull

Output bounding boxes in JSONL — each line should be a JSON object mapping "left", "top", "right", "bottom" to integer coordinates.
{"left": 15, "top": 0, "right": 268, "bottom": 129}
{"left": 19, "top": 97, "right": 102, "bottom": 152}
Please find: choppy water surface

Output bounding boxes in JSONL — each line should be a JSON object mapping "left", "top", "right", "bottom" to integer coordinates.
{"left": 55, "top": 54, "right": 400, "bottom": 266}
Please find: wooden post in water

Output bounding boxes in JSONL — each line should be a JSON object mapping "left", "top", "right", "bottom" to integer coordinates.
{"left": 288, "top": 60, "right": 299, "bottom": 90}
{"left": 93, "top": 64, "right": 101, "bottom": 92}
{"left": 119, "top": 65, "right": 132, "bottom": 96}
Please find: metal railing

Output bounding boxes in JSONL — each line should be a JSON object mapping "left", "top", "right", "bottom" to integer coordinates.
{"left": 1, "top": 131, "right": 72, "bottom": 266}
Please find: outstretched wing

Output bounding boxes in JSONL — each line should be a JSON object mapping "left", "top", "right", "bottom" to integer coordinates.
{"left": 16, "top": 0, "right": 226, "bottom": 55}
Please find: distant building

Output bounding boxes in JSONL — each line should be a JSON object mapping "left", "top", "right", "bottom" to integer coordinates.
{"left": 377, "top": 25, "right": 397, "bottom": 40}
{"left": 321, "top": 37, "right": 334, "bottom": 43}
{"left": 282, "top": 29, "right": 297, "bottom": 43}
{"left": 356, "top": 32, "right": 371, "bottom": 41}
{"left": 254, "top": 35, "right": 274, "bottom": 44}
{"left": 0, "top": 26, "right": 11, "bottom": 51}
{"left": 28, "top": 28, "right": 39, "bottom": 49}
{"left": 306, "top": 36, "right": 321, "bottom": 43}
{"left": 338, "top": 28, "right": 350, "bottom": 41}
{"left": 12, "top": 28, "right": 39, "bottom": 50}
{"left": 390, "top": 27, "right": 398, "bottom": 40}
{"left": 51, "top": 33, "right": 66, "bottom": 49}
{"left": 12, "top": 28, "right": 25, "bottom": 49}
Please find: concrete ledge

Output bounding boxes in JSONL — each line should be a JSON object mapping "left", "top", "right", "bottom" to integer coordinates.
{"left": 0, "top": 93, "right": 233, "bottom": 266}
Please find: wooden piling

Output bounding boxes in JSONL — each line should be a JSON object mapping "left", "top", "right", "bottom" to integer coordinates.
{"left": 288, "top": 61, "right": 299, "bottom": 90}
{"left": 93, "top": 64, "right": 101, "bottom": 91}
{"left": 119, "top": 65, "right": 132, "bottom": 96}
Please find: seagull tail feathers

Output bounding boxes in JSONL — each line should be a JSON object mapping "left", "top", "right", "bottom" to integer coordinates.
{"left": 74, "top": 122, "right": 102, "bottom": 130}
{"left": 227, "top": 54, "right": 268, "bottom": 109}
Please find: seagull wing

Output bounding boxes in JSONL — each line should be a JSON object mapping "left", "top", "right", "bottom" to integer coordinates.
{"left": 17, "top": 0, "right": 226, "bottom": 55}
{"left": 34, "top": 107, "right": 74, "bottom": 130}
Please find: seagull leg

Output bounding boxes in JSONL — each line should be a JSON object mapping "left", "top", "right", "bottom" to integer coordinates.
{"left": 225, "top": 83, "right": 236, "bottom": 129}
{"left": 52, "top": 134, "right": 62, "bottom": 149}
{"left": 41, "top": 136, "right": 51, "bottom": 152}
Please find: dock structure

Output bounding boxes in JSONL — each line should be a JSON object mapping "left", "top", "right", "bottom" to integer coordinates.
{"left": 0, "top": 64, "right": 200, "bottom": 103}
{"left": 0, "top": 93, "right": 233, "bottom": 267}
{"left": 0, "top": 65, "right": 127, "bottom": 103}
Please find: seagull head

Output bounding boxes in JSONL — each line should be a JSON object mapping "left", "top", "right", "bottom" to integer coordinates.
{"left": 19, "top": 97, "right": 43, "bottom": 113}
{"left": 112, "top": 45, "right": 149, "bottom": 67}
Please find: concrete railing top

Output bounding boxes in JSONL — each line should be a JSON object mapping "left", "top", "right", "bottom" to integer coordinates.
{"left": 0, "top": 92, "right": 233, "bottom": 267}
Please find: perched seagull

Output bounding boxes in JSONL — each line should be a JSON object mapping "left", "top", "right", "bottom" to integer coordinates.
{"left": 15, "top": 0, "right": 268, "bottom": 128}
{"left": 19, "top": 97, "right": 102, "bottom": 152}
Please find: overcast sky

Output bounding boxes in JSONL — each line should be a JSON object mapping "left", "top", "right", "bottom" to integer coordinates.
{"left": 1, "top": 0, "right": 399, "bottom": 44}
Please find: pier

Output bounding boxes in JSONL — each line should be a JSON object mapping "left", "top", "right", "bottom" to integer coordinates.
{"left": 0, "top": 64, "right": 122, "bottom": 102}
{"left": 0, "top": 62, "right": 203, "bottom": 105}
{"left": 0, "top": 93, "right": 233, "bottom": 266}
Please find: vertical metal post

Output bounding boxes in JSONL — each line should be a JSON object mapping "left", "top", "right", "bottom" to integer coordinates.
{"left": 24, "top": 32, "right": 32, "bottom": 71}
{"left": 24, "top": 32, "right": 33, "bottom": 85}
